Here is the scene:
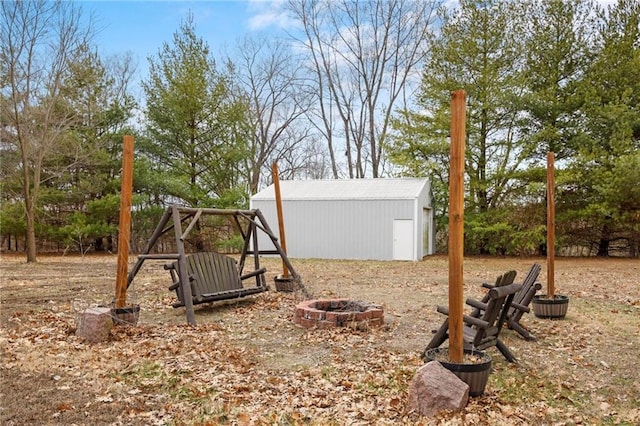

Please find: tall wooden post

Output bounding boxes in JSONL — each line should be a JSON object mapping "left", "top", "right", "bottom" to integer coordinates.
{"left": 448, "top": 90, "right": 466, "bottom": 363}
{"left": 115, "top": 135, "right": 135, "bottom": 308}
{"left": 546, "top": 152, "right": 555, "bottom": 298}
{"left": 272, "top": 163, "right": 289, "bottom": 278}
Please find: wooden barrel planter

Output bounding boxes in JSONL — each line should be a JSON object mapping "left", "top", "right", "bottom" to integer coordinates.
{"left": 424, "top": 348, "right": 492, "bottom": 397}
{"left": 274, "top": 275, "right": 298, "bottom": 292}
{"left": 532, "top": 295, "right": 569, "bottom": 319}
{"left": 111, "top": 304, "right": 140, "bottom": 326}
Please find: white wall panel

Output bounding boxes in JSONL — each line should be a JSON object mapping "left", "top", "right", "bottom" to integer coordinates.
{"left": 250, "top": 178, "right": 434, "bottom": 261}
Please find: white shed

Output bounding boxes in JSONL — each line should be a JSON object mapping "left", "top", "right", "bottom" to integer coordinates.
{"left": 250, "top": 178, "right": 435, "bottom": 261}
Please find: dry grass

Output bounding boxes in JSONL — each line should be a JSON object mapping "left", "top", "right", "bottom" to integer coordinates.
{"left": 1, "top": 253, "right": 638, "bottom": 425}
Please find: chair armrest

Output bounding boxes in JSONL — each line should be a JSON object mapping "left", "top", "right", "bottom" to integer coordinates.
{"left": 481, "top": 282, "right": 495, "bottom": 290}
{"left": 488, "top": 283, "right": 522, "bottom": 298}
{"left": 466, "top": 298, "right": 487, "bottom": 311}
{"left": 510, "top": 302, "right": 530, "bottom": 313}
{"left": 240, "top": 267, "right": 267, "bottom": 280}
{"left": 436, "top": 305, "right": 450, "bottom": 315}
{"left": 436, "top": 305, "right": 489, "bottom": 328}
{"left": 462, "top": 314, "right": 489, "bottom": 329}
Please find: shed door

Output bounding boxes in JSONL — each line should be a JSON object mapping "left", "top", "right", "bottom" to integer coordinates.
{"left": 393, "top": 219, "right": 414, "bottom": 261}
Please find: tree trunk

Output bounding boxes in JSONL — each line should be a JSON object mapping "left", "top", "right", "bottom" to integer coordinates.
{"left": 25, "top": 201, "right": 37, "bottom": 262}
{"left": 597, "top": 221, "right": 611, "bottom": 257}
{"left": 21, "top": 142, "right": 37, "bottom": 262}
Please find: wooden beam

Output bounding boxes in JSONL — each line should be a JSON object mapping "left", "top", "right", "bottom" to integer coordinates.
{"left": 547, "top": 152, "right": 555, "bottom": 298}
{"left": 448, "top": 90, "right": 466, "bottom": 363}
{"left": 180, "top": 208, "right": 203, "bottom": 241}
{"left": 172, "top": 205, "right": 196, "bottom": 325}
{"left": 115, "top": 135, "right": 134, "bottom": 309}
{"left": 172, "top": 206, "right": 259, "bottom": 216}
{"left": 272, "top": 163, "right": 289, "bottom": 278}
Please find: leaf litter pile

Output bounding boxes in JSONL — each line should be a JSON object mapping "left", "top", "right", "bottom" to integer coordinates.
{"left": 1, "top": 254, "right": 638, "bottom": 425}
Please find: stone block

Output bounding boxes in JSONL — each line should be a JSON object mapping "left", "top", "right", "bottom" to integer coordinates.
{"left": 406, "top": 361, "right": 469, "bottom": 417}
{"left": 76, "top": 307, "right": 113, "bottom": 343}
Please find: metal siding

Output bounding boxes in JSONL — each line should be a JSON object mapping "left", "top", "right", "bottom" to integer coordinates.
{"left": 251, "top": 198, "right": 413, "bottom": 260}
{"left": 250, "top": 178, "right": 434, "bottom": 260}
{"left": 252, "top": 178, "right": 430, "bottom": 201}
{"left": 415, "top": 180, "right": 434, "bottom": 257}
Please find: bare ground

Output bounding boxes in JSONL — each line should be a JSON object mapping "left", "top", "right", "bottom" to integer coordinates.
{"left": 0, "top": 254, "right": 638, "bottom": 425}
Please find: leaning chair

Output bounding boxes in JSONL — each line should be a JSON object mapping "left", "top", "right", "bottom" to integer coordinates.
{"left": 423, "top": 271, "right": 521, "bottom": 363}
{"left": 473, "top": 263, "right": 542, "bottom": 341}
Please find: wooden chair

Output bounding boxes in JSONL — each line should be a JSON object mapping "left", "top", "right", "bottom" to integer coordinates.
{"left": 423, "top": 271, "right": 521, "bottom": 363}
{"left": 165, "top": 252, "right": 268, "bottom": 308}
{"left": 473, "top": 263, "right": 542, "bottom": 341}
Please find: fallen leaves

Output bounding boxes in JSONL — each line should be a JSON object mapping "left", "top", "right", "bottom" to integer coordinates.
{"left": 1, "top": 255, "right": 639, "bottom": 425}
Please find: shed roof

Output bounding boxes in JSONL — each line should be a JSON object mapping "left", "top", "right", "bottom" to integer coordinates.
{"left": 251, "top": 178, "right": 429, "bottom": 201}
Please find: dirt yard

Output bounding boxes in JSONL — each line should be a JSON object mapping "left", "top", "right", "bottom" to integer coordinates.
{"left": 1, "top": 254, "right": 638, "bottom": 425}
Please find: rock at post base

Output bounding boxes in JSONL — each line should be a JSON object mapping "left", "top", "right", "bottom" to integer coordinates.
{"left": 76, "top": 307, "right": 113, "bottom": 343}
{"left": 406, "top": 361, "right": 469, "bottom": 417}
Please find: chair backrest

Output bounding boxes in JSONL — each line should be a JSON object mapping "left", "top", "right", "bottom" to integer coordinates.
{"left": 513, "top": 263, "right": 542, "bottom": 306}
{"left": 184, "top": 252, "right": 243, "bottom": 297}
{"left": 470, "top": 270, "right": 518, "bottom": 348}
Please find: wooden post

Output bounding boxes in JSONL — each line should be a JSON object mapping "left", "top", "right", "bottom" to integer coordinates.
{"left": 272, "top": 163, "right": 289, "bottom": 278}
{"left": 115, "top": 135, "right": 135, "bottom": 308}
{"left": 172, "top": 206, "right": 196, "bottom": 325}
{"left": 546, "top": 152, "right": 555, "bottom": 298}
{"left": 448, "top": 90, "right": 466, "bottom": 363}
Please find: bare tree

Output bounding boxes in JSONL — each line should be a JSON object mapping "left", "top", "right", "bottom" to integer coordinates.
{"left": 1, "top": 0, "right": 92, "bottom": 261}
{"left": 275, "top": 132, "right": 332, "bottom": 181}
{"left": 231, "top": 35, "right": 314, "bottom": 192}
{"left": 287, "top": 0, "right": 441, "bottom": 178}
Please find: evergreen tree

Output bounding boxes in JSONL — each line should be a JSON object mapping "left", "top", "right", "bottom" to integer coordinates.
{"left": 389, "top": 0, "right": 531, "bottom": 253}
{"left": 142, "top": 15, "right": 250, "bottom": 209}
{"left": 521, "top": 0, "right": 597, "bottom": 160}
{"left": 561, "top": 0, "right": 640, "bottom": 256}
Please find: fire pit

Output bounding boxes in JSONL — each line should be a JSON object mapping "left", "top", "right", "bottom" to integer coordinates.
{"left": 294, "top": 298, "right": 384, "bottom": 329}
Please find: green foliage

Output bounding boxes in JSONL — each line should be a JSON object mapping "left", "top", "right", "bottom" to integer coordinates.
{"left": 86, "top": 195, "right": 121, "bottom": 225}
{"left": 56, "top": 212, "right": 115, "bottom": 255}
{"left": 216, "top": 234, "right": 244, "bottom": 253}
{"left": 2, "top": 0, "right": 638, "bottom": 257}
{"left": 390, "top": 0, "right": 639, "bottom": 256}
{"left": 0, "top": 202, "right": 26, "bottom": 237}
{"left": 465, "top": 210, "right": 546, "bottom": 256}
{"left": 387, "top": 110, "right": 450, "bottom": 220}
{"left": 520, "top": 0, "right": 596, "bottom": 159}
{"left": 561, "top": 0, "right": 640, "bottom": 255}
{"left": 141, "top": 15, "right": 250, "bottom": 209}
{"left": 130, "top": 202, "right": 166, "bottom": 252}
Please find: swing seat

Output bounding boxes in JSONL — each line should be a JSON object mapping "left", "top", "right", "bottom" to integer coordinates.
{"left": 165, "top": 252, "right": 267, "bottom": 307}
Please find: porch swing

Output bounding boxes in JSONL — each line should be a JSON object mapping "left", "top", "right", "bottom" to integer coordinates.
{"left": 126, "top": 204, "right": 301, "bottom": 325}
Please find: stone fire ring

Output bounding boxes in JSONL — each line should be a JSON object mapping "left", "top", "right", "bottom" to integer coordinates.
{"left": 294, "top": 298, "right": 384, "bottom": 329}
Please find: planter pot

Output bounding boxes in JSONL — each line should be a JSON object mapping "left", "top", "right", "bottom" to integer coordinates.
{"left": 424, "top": 348, "right": 492, "bottom": 397}
{"left": 274, "top": 275, "right": 298, "bottom": 292}
{"left": 111, "top": 304, "right": 140, "bottom": 326}
{"left": 532, "top": 295, "right": 569, "bottom": 319}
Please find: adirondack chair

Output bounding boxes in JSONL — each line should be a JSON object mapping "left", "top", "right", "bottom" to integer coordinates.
{"left": 423, "top": 271, "right": 521, "bottom": 363}
{"left": 165, "top": 252, "right": 268, "bottom": 308}
{"left": 473, "top": 263, "right": 542, "bottom": 341}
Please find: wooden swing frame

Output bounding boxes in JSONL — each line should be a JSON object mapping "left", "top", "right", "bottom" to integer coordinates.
{"left": 126, "top": 204, "right": 299, "bottom": 325}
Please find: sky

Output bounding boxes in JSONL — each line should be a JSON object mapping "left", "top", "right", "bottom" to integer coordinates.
{"left": 82, "top": 0, "right": 618, "bottom": 100}
{"left": 86, "top": 0, "right": 287, "bottom": 55}
{"left": 83, "top": 0, "right": 290, "bottom": 95}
